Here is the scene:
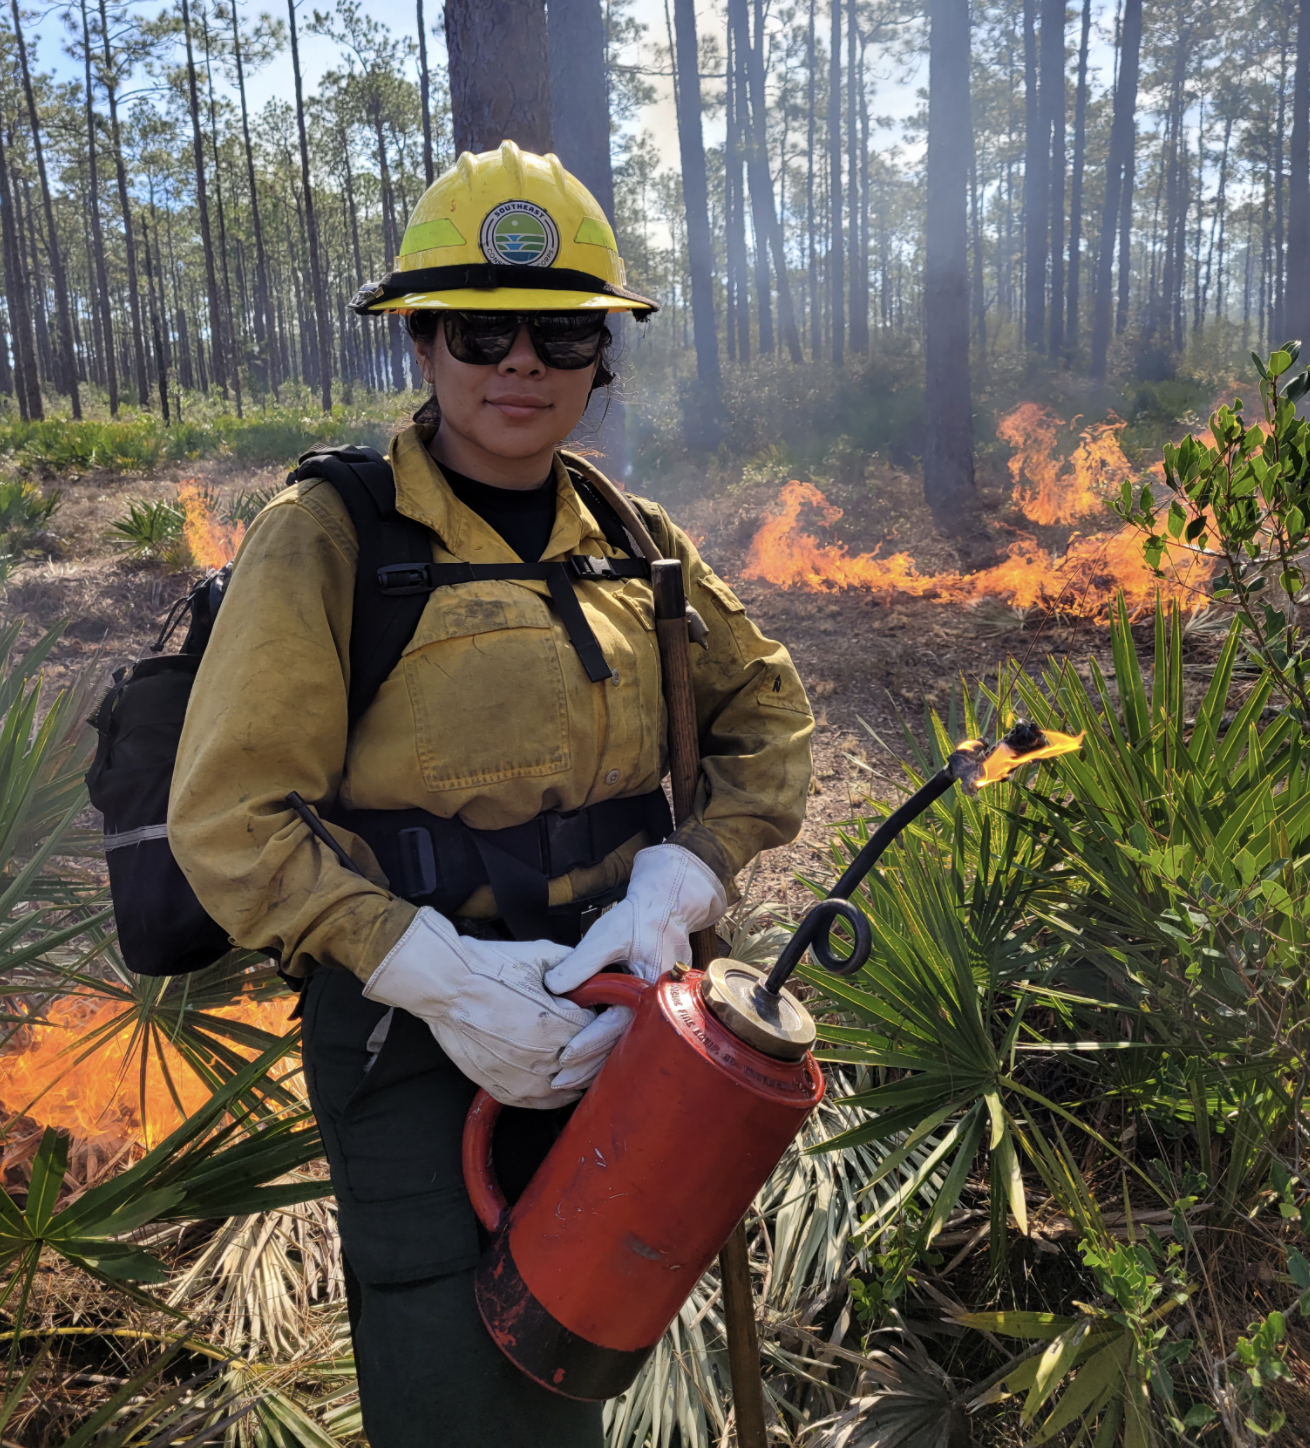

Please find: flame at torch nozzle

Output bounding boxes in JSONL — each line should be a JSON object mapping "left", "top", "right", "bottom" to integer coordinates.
{"left": 948, "top": 722, "right": 1084, "bottom": 791}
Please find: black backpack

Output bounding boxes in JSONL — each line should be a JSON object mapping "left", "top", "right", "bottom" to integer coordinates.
{"left": 86, "top": 446, "right": 442, "bottom": 976}
{"left": 86, "top": 445, "right": 653, "bottom": 977}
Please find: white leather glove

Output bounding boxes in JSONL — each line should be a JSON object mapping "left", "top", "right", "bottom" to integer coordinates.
{"left": 545, "top": 844, "right": 729, "bottom": 996}
{"left": 362, "top": 907, "right": 625, "bottom": 1107}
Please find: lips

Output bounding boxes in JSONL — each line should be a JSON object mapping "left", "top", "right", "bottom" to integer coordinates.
{"left": 488, "top": 393, "right": 551, "bottom": 420}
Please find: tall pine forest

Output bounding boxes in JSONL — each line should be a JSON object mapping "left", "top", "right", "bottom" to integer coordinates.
{"left": 0, "top": 0, "right": 1305, "bottom": 486}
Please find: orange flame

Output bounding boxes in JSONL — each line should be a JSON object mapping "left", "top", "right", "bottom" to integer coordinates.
{"left": 178, "top": 482, "right": 244, "bottom": 570}
{"left": 969, "top": 727, "right": 1085, "bottom": 789}
{"left": 1, "top": 992, "right": 296, "bottom": 1149}
{"left": 998, "top": 404, "right": 1133, "bottom": 526}
{"left": 741, "top": 481, "right": 1211, "bottom": 617}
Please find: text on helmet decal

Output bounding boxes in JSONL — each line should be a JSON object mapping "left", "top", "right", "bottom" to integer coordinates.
{"left": 479, "top": 200, "right": 561, "bottom": 268}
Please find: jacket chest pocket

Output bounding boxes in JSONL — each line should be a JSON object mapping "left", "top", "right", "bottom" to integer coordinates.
{"left": 402, "top": 587, "right": 572, "bottom": 791}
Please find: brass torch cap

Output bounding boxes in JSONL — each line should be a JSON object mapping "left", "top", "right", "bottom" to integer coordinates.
{"left": 700, "top": 959, "right": 817, "bottom": 1061}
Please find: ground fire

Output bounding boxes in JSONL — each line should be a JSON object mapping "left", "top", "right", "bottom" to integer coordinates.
{"left": 178, "top": 481, "right": 245, "bottom": 570}
{"left": 743, "top": 405, "right": 1213, "bottom": 617}
{"left": 1, "top": 991, "right": 294, "bottom": 1150}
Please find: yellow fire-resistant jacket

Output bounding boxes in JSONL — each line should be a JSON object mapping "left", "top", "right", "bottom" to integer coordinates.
{"left": 169, "top": 424, "right": 813, "bottom": 983}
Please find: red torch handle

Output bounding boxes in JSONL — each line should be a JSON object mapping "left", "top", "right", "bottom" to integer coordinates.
{"left": 461, "top": 974, "right": 654, "bottom": 1233}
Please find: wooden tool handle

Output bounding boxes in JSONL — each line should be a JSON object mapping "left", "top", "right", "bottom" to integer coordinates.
{"left": 651, "top": 560, "right": 716, "bottom": 973}
{"left": 653, "top": 557, "right": 766, "bottom": 1447}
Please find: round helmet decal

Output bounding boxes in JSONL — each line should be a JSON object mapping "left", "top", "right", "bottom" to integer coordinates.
{"left": 480, "top": 200, "right": 561, "bottom": 267}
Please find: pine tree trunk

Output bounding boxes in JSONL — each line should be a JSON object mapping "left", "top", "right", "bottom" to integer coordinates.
{"left": 545, "top": 0, "right": 626, "bottom": 467}
{"left": 859, "top": 31, "right": 871, "bottom": 344}
{"left": 670, "top": 0, "right": 722, "bottom": 441}
{"left": 730, "top": 10, "right": 752, "bottom": 361}
{"left": 1202, "top": 116, "right": 1231, "bottom": 322}
{"left": 1041, "top": 0, "right": 1065, "bottom": 356}
{"left": 231, "top": 0, "right": 276, "bottom": 397}
{"left": 970, "top": 150, "right": 986, "bottom": 351}
{"left": 749, "top": 0, "right": 801, "bottom": 359}
{"left": 846, "top": 0, "right": 867, "bottom": 353}
{"left": 81, "top": 0, "right": 116, "bottom": 415}
{"left": 97, "top": 0, "right": 148, "bottom": 407}
{"left": 1022, "top": 0, "right": 1045, "bottom": 349}
{"left": 806, "top": 0, "right": 819, "bottom": 358}
{"left": 829, "top": 0, "right": 844, "bottom": 363}
{"left": 1274, "top": 35, "right": 1289, "bottom": 345}
{"left": 179, "top": 0, "right": 227, "bottom": 399}
{"left": 730, "top": 0, "right": 773, "bottom": 353}
{"left": 341, "top": 136, "right": 367, "bottom": 382}
{"left": 417, "top": 0, "right": 435, "bottom": 186}
{"left": 1115, "top": 94, "right": 1138, "bottom": 336}
{"left": 201, "top": 8, "right": 243, "bottom": 415}
{"left": 288, "top": 0, "right": 332, "bottom": 411}
{"left": 21, "top": 188, "right": 53, "bottom": 388}
{"left": 924, "top": 0, "right": 975, "bottom": 520}
{"left": 724, "top": 18, "right": 739, "bottom": 362}
{"left": 1157, "top": 51, "right": 1186, "bottom": 353}
{"left": 0, "top": 125, "right": 40, "bottom": 420}
{"left": 371, "top": 115, "right": 407, "bottom": 392}
{"left": 141, "top": 209, "right": 170, "bottom": 422}
{"left": 547, "top": 0, "right": 613, "bottom": 215}
{"left": 1090, "top": 0, "right": 1140, "bottom": 375}
{"left": 0, "top": 304, "right": 13, "bottom": 399}
{"left": 1065, "top": 0, "right": 1091, "bottom": 356}
{"left": 1286, "top": 0, "right": 1310, "bottom": 350}
{"left": 12, "top": 0, "right": 78, "bottom": 416}
{"left": 445, "top": 0, "right": 553, "bottom": 153}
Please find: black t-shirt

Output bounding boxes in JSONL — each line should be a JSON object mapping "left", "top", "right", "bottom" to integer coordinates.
{"left": 442, "top": 465, "right": 556, "bottom": 563}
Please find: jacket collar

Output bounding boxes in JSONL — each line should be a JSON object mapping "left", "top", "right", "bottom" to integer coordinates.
{"left": 388, "top": 424, "right": 608, "bottom": 564}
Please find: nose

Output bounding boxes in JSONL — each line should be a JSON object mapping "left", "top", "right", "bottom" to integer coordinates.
{"left": 498, "top": 324, "right": 545, "bottom": 376}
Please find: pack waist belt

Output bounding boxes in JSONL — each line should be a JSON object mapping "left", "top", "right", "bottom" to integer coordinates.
{"left": 335, "top": 787, "right": 673, "bottom": 942}
{"left": 376, "top": 555, "right": 652, "bottom": 685}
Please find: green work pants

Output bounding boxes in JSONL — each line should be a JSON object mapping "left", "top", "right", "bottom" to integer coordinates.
{"left": 302, "top": 966, "right": 603, "bottom": 1447}
{"left": 347, "top": 1263, "right": 603, "bottom": 1446}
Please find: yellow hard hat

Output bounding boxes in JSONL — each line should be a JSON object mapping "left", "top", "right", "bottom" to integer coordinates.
{"left": 349, "top": 140, "right": 658, "bottom": 318}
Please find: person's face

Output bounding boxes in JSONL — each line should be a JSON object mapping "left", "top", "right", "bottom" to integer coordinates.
{"left": 414, "top": 315, "right": 600, "bottom": 465}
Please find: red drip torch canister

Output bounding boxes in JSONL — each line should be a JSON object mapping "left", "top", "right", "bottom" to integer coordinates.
{"left": 461, "top": 959, "right": 823, "bottom": 1401}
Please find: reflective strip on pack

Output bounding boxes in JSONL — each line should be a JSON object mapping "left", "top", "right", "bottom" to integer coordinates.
{"left": 104, "top": 823, "right": 170, "bottom": 851}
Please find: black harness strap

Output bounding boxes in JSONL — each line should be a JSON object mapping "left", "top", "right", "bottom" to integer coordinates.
{"left": 293, "top": 444, "right": 666, "bottom": 941}
{"left": 377, "top": 555, "right": 652, "bottom": 685}
{"left": 293, "top": 444, "right": 433, "bottom": 726}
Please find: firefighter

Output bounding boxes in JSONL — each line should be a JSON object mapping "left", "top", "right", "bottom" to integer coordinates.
{"left": 169, "top": 141, "right": 813, "bottom": 1447}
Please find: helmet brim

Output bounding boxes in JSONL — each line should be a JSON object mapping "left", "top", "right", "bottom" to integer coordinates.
{"left": 365, "top": 288, "right": 651, "bottom": 315}
{"left": 349, "top": 263, "right": 659, "bottom": 319}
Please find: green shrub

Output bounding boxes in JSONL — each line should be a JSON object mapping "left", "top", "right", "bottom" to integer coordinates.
{"left": 162, "top": 420, "right": 221, "bottom": 462}
{"left": 105, "top": 497, "right": 184, "bottom": 559}
{"left": 224, "top": 483, "right": 284, "bottom": 525}
{"left": 226, "top": 417, "right": 319, "bottom": 465}
{"left": 0, "top": 478, "right": 61, "bottom": 554}
{"left": 14, "top": 420, "right": 105, "bottom": 474}
{"left": 804, "top": 596, "right": 1310, "bottom": 1440}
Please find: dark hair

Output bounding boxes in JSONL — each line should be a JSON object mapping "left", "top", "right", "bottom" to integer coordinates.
{"left": 405, "top": 310, "right": 615, "bottom": 390}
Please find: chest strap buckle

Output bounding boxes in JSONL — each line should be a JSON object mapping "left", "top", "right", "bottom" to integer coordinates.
{"left": 377, "top": 562, "right": 435, "bottom": 596}
{"left": 569, "top": 554, "right": 619, "bottom": 580}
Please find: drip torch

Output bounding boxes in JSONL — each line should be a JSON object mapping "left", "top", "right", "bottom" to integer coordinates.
{"left": 463, "top": 701, "right": 1083, "bottom": 1404}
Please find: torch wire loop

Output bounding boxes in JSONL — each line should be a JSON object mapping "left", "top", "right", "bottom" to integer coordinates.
{"left": 762, "top": 770, "right": 955, "bottom": 996}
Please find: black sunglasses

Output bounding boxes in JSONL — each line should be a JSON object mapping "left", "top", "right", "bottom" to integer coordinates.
{"left": 442, "top": 310, "right": 609, "bottom": 370}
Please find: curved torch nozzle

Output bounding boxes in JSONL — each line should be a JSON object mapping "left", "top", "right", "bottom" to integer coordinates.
{"left": 763, "top": 720, "right": 1084, "bottom": 996}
